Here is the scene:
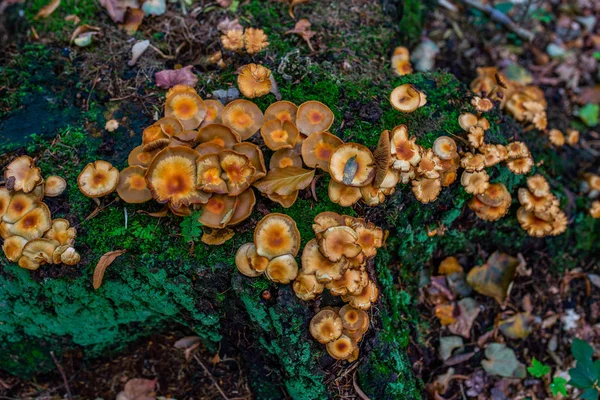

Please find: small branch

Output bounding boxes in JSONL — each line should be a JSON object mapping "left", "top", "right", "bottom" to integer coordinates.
{"left": 192, "top": 354, "right": 229, "bottom": 400}
{"left": 50, "top": 351, "right": 73, "bottom": 400}
{"left": 458, "top": 0, "right": 535, "bottom": 41}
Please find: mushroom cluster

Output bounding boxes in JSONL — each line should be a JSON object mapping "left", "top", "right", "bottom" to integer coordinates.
{"left": 1, "top": 156, "right": 80, "bottom": 270}
{"left": 235, "top": 213, "right": 301, "bottom": 284}
{"left": 293, "top": 212, "right": 381, "bottom": 309}
{"left": 209, "top": 25, "right": 269, "bottom": 69}
{"left": 516, "top": 175, "right": 567, "bottom": 237}
{"left": 309, "top": 305, "right": 370, "bottom": 362}
{"left": 581, "top": 173, "right": 600, "bottom": 218}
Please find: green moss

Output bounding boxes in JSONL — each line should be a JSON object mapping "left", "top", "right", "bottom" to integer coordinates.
{"left": 26, "top": 0, "right": 99, "bottom": 39}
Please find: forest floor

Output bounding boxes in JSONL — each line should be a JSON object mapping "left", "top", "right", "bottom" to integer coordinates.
{"left": 1, "top": 0, "right": 599, "bottom": 399}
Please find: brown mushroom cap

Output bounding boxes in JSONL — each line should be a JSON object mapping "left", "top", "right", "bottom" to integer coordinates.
{"left": 481, "top": 144, "right": 503, "bottom": 167}
{"left": 55, "top": 245, "right": 80, "bottom": 265}
{"left": 326, "top": 268, "right": 369, "bottom": 296}
{"left": 235, "top": 242, "right": 268, "bottom": 277}
{"left": 78, "top": 160, "right": 119, "bottom": 198}
{"left": 329, "top": 143, "right": 375, "bottom": 187}
{"left": 219, "top": 150, "right": 256, "bottom": 196}
{"left": 128, "top": 145, "right": 160, "bottom": 168}
{"left": 43, "top": 176, "right": 67, "bottom": 197}
{"left": 341, "top": 280, "right": 379, "bottom": 310}
{"left": 43, "top": 218, "right": 76, "bottom": 246}
{"left": 433, "top": 136, "right": 458, "bottom": 161}
{"left": 232, "top": 142, "right": 267, "bottom": 181}
{"left": 0, "top": 221, "right": 12, "bottom": 239}
{"left": 527, "top": 175, "right": 550, "bottom": 198}
{"left": 260, "top": 119, "right": 299, "bottom": 150}
{"left": 2, "top": 235, "right": 28, "bottom": 262}
{"left": 296, "top": 101, "right": 334, "bottom": 135}
{"left": 390, "top": 125, "right": 421, "bottom": 171}
{"left": 270, "top": 148, "right": 303, "bottom": 170}
{"left": 412, "top": 178, "right": 442, "bottom": 204}
{"left": 301, "top": 131, "right": 343, "bottom": 171}
{"left": 319, "top": 226, "right": 362, "bottom": 262}
{"left": 165, "top": 89, "right": 207, "bottom": 130}
{"left": 156, "top": 116, "right": 185, "bottom": 137}
{"left": 548, "top": 129, "right": 565, "bottom": 147}
{"left": 265, "top": 254, "right": 299, "bottom": 284}
{"left": 328, "top": 180, "right": 362, "bottom": 207}
{"left": 228, "top": 188, "right": 256, "bottom": 225}
{"left": 417, "top": 149, "right": 443, "bottom": 179}
{"left": 254, "top": 213, "right": 301, "bottom": 259}
{"left": 117, "top": 166, "right": 152, "bottom": 203}
{"left": 389, "top": 84, "right": 421, "bottom": 113}
{"left": 19, "top": 238, "right": 59, "bottom": 270}
{"left": 195, "top": 142, "right": 224, "bottom": 157}
{"left": 460, "top": 153, "right": 486, "bottom": 172}
{"left": 339, "top": 304, "right": 368, "bottom": 331}
{"left": 142, "top": 125, "right": 169, "bottom": 146}
{"left": 2, "top": 192, "right": 38, "bottom": 224}
{"left": 458, "top": 113, "right": 478, "bottom": 131}
{"left": 517, "top": 206, "right": 553, "bottom": 237}
{"left": 477, "top": 183, "right": 511, "bottom": 207}
{"left": 222, "top": 99, "right": 264, "bottom": 140}
{"left": 293, "top": 273, "right": 325, "bottom": 301}
{"left": 8, "top": 203, "right": 52, "bottom": 240}
{"left": 264, "top": 101, "right": 298, "bottom": 123}
{"left": 353, "top": 222, "right": 383, "bottom": 258}
{"left": 506, "top": 156, "right": 534, "bottom": 175}
{"left": 326, "top": 334, "right": 356, "bottom": 360}
{"left": 238, "top": 63, "right": 272, "bottom": 99}
{"left": 312, "top": 212, "right": 345, "bottom": 235}
{"left": 461, "top": 170, "right": 489, "bottom": 195}
{"left": 517, "top": 188, "right": 554, "bottom": 213}
{"left": 468, "top": 196, "right": 512, "bottom": 221}
{"left": 266, "top": 191, "right": 299, "bottom": 208}
{"left": 201, "top": 99, "right": 224, "bottom": 127}
{"left": 301, "top": 238, "right": 348, "bottom": 282}
{"left": 506, "top": 141, "right": 530, "bottom": 159}
{"left": 373, "top": 130, "right": 391, "bottom": 188}
{"left": 195, "top": 124, "right": 241, "bottom": 149}
{"left": 359, "top": 184, "right": 386, "bottom": 206}
{"left": 0, "top": 187, "right": 10, "bottom": 219}
{"left": 145, "top": 146, "right": 209, "bottom": 208}
{"left": 196, "top": 154, "right": 228, "bottom": 194}
{"left": 4, "top": 155, "right": 42, "bottom": 193}
{"left": 199, "top": 194, "right": 237, "bottom": 228}
{"left": 310, "top": 309, "right": 343, "bottom": 344}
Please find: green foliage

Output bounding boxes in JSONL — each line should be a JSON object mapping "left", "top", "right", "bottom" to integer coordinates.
{"left": 528, "top": 357, "right": 550, "bottom": 378}
{"left": 180, "top": 211, "right": 203, "bottom": 243}
{"left": 551, "top": 377, "right": 568, "bottom": 397}
{"left": 577, "top": 104, "right": 599, "bottom": 127}
{"left": 568, "top": 339, "right": 600, "bottom": 399}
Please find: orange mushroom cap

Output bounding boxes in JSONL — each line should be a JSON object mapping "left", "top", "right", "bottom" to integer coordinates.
{"left": 389, "top": 84, "right": 421, "bottom": 113}
{"left": 325, "top": 268, "right": 369, "bottom": 296}
{"left": 165, "top": 88, "right": 207, "bottom": 130}
{"left": 461, "top": 170, "right": 490, "bottom": 195}
{"left": 117, "top": 166, "right": 152, "bottom": 203}
{"left": 254, "top": 213, "right": 301, "bottom": 259}
{"left": 477, "top": 183, "right": 511, "bottom": 208}
{"left": 265, "top": 254, "right": 299, "bottom": 284}
{"left": 78, "top": 160, "right": 119, "bottom": 198}
{"left": 4, "top": 155, "right": 42, "bottom": 193}
{"left": 222, "top": 99, "right": 264, "bottom": 140}
{"left": 238, "top": 63, "right": 272, "bottom": 99}
{"left": 199, "top": 194, "right": 237, "bottom": 228}
{"left": 339, "top": 304, "right": 368, "bottom": 331}
{"left": 43, "top": 175, "right": 67, "bottom": 197}
{"left": 219, "top": 150, "right": 256, "bottom": 196}
{"left": 312, "top": 211, "right": 345, "bottom": 235}
{"left": 412, "top": 178, "right": 442, "bottom": 204}
{"left": 128, "top": 145, "right": 160, "bottom": 168}
{"left": 260, "top": 119, "right": 299, "bottom": 150}
{"left": 390, "top": 125, "right": 421, "bottom": 171}
{"left": 329, "top": 143, "right": 375, "bottom": 187}
{"left": 264, "top": 101, "right": 298, "bottom": 123}
{"left": 270, "top": 148, "right": 303, "bottom": 170}
{"left": 341, "top": 280, "right": 379, "bottom": 310}
{"left": 506, "top": 156, "right": 534, "bottom": 175}
{"left": 310, "top": 309, "right": 343, "bottom": 344}
{"left": 2, "top": 192, "right": 38, "bottom": 224}
{"left": 19, "top": 238, "right": 59, "bottom": 270}
{"left": 201, "top": 99, "right": 224, "bottom": 127}
{"left": 43, "top": 218, "right": 76, "bottom": 246}
{"left": 195, "top": 123, "right": 241, "bottom": 149}
{"left": 235, "top": 242, "right": 268, "bottom": 277}
{"left": 353, "top": 221, "right": 384, "bottom": 259}
{"left": 526, "top": 175, "right": 550, "bottom": 198}
{"left": 8, "top": 203, "right": 52, "bottom": 240}
{"left": 196, "top": 154, "right": 228, "bottom": 194}
{"left": 326, "top": 334, "right": 357, "bottom": 360}
{"left": 301, "top": 131, "right": 343, "bottom": 172}
{"left": 228, "top": 188, "right": 256, "bottom": 225}
{"left": 157, "top": 116, "right": 185, "bottom": 137}
{"left": 517, "top": 206, "right": 553, "bottom": 237}
{"left": 0, "top": 187, "right": 10, "bottom": 220}
{"left": 301, "top": 238, "right": 349, "bottom": 283}
{"left": 232, "top": 142, "right": 267, "bottom": 182}
{"left": 296, "top": 101, "right": 334, "bottom": 135}
{"left": 328, "top": 180, "right": 362, "bottom": 207}
{"left": 266, "top": 191, "right": 299, "bottom": 208}
{"left": 293, "top": 273, "right": 325, "bottom": 301}
{"left": 2, "top": 235, "right": 28, "bottom": 262}
{"left": 244, "top": 28, "right": 269, "bottom": 55}
{"left": 319, "top": 226, "right": 362, "bottom": 262}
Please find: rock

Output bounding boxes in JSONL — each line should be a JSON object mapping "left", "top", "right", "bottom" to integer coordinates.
{"left": 211, "top": 87, "right": 239, "bottom": 103}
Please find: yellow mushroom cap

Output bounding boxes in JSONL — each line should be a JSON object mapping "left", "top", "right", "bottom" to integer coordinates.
{"left": 526, "top": 175, "right": 550, "bottom": 198}
{"left": 145, "top": 146, "right": 209, "bottom": 208}
{"left": 238, "top": 63, "right": 272, "bottom": 99}
{"left": 232, "top": 142, "right": 267, "bottom": 182}
{"left": 433, "top": 136, "right": 457, "bottom": 160}
{"left": 326, "top": 334, "right": 356, "bottom": 360}
{"left": 260, "top": 119, "right": 299, "bottom": 150}
{"left": 235, "top": 242, "right": 268, "bottom": 277}
{"left": 244, "top": 27, "right": 269, "bottom": 55}
{"left": 44, "top": 176, "right": 67, "bottom": 197}
{"left": 196, "top": 154, "right": 228, "bottom": 194}
{"left": 270, "top": 148, "right": 303, "bottom": 170}
{"left": 461, "top": 170, "right": 490, "bottom": 195}
{"left": 301, "top": 131, "right": 343, "bottom": 171}
{"left": 477, "top": 183, "right": 511, "bottom": 208}
{"left": 293, "top": 273, "right": 324, "bottom": 301}
{"left": 222, "top": 99, "right": 264, "bottom": 140}
{"left": 329, "top": 143, "right": 375, "bottom": 187}
{"left": 2, "top": 235, "right": 28, "bottom": 262}
{"left": 228, "top": 188, "right": 256, "bottom": 225}
{"left": 339, "top": 304, "right": 368, "bottom": 331}
{"left": 199, "top": 194, "right": 237, "bottom": 228}
{"left": 328, "top": 180, "right": 362, "bottom": 207}
{"left": 201, "top": 99, "right": 224, "bottom": 127}
{"left": 296, "top": 101, "right": 334, "bottom": 135}
{"left": 9, "top": 203, "right": 52, "bottom": 240}
{"left": 78, "top": 160, "right": 119, "bottom": 198}
{"left": 551, "top": 210, "right": 568, "bottom": 236}
{"left": 310, "top": 309, "right": 343, "bottom": 344}
{"left": 43, "top": 218, "right": 76, "bottom": 246}
{"left": 265, "top": 254, "right": 299, "bottom": 284}
{"left": 128, "top": 145, "right": 160, "bottom": 168}
{"left": 359, "top": 183, "right": 386, "bottom": 206}
{"left": 142, "top": 125, "right": 169, "bottom": 146}
{"left": 117, "top": 166, "right": 152, "bottom": 203}
{"left": 412, "top": 178, "right": 442, "bottom": 204}
{"left": 254, "top": 213, "right": 301, "bottom": 259}
{"left": 517, "top": 206, "right": 553, "bottom": 237}
{"left": 566, "top": 129, "right": 579, "bottom": 145}
{"left": 319, "top": 226, "right": 362, "bottom": 262}
{"left": 353, "top": 221, "right": 383, "bottom": 258}
{"left": 264, "top": 101, "right": 298, "bottom": 123}
{"left": 460, "top": 153, "right": 486, "bottom": 172}
{"left": 266, "top": 191, "right": 299, "bottom": 208}
{"left": 2, "top": 192, "right": 38, "bottom": 224}
{"left": 548, "top": 129, "right": 565, "bottom": 147}
{"left": 4, "top": 155, "right": 42, "bottom": 193}
{"left": 390, "top": 125, "right": 421, "bottom": 171}
{"left": 0, "top": 187, "right": 10, "bottom": 220}
{"left": 219, "top": 150, "right": 256, "bottom": 196}
{"left": 165, "top": 89, "right": 207, "bottom": 130}
{"left": 312, "top": 211, "right": 345, "bottom": 235}
{"left": 480, "top": 144, "right": 503, "bottom": 167}
{"left": 195, "top": 123, "right": 241, "bottom": 149}
{"left": 301, "top": 238, "right": 349, "bottom": 283}
{"left": 20, "top": 238, "right": 59, "bottom": 270}
{"left": 389, "top": 84, "right": 421, "bottom": 113}
{"left": 506, "top": 156, "right": 534, "bottom": 175}
{"left": 221, "top": 29, "right": 245, "bottom": 51}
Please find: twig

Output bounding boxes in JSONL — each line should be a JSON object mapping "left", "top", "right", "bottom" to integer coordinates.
{"left": 459, "top": 0, "right": 535, "bottom": 41}
{"left": 192, "top": 354, "right": 230, "bottom": 400}
{"left": 50, "top": 351, "right": 73, "bottom": 400}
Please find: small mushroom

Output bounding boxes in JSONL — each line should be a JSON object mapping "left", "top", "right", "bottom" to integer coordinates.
{"left": 341, "top": 280, "right": 379, "bottom": 310}
{"left": 326, "top": 267, "right": 369, "bottom": 296}
{"left": 265, "top": 254, "right": 299, "bottom": 284}
{"left": 201, "top": 99, "right": 224, "bottom": 127}
{"left": 238, "top": 63, "right": 272, "bottom": 99}
{"left": 195, "top": 123, "right": 241, "bottom": 149}
{"left": 417, "top": 149, "right": 442, "bottom": 179}
{"left": 461, "top": 170, "right": 489, "bottom": 195}
{"left": 390, "top": 125, "right": 421, "bottom": 171}
{"left": 222, "top": 99, "right": 264, "bottom": 140}
{"left": 412, "top": 178, "right": 442, "bottom": 204}
{"left": 516, "top": 207, "right": 553, "bottom": 237}
{"left": 310, "top": 309, "right": 343, "bottom": 344}
{"left": 339, "top": 304, "right": 368, "bottom": 331}
{"left": 293, "top": 273, "right": 324, "bottom": 301}
{"left": 506, "top": 156, "right": 534, "bottom": 175}
{"left": 142, "top": 125, "right": 170, "bottom": 145}
{"left": 319, "top": 226, "right": 362, "bottom": 262}
{"left": 44, "top": 176, "right": 67, "bottom": 197}
{"left": 312, "top": 211, "right": 345, "bottom": 236}
{"left": 328, "top": 180, "right": 362, "bottom": 207}
{"left": 296, "top": 101, "right": 334, "bottom": 135}
{"left": 270, "top": 148, "right": 303, "bottom": 169}
{"left": 0, "top": 187, "right": 10, "bottom": 219}
{"left": 506, "top": 141, "right": 530, "bottom": 159}
{"left": 460, "top": 153, "right": 485, "bottom": 172}
{"left": 353, "top": 221, "right": 383, "bottom": 258}
{"left": 301, "top": 239, "right": 348, "bottom": 282}
{"left": 43, "top": 219, "right": 76, "bottom": 246}
{"left": 329, "top": 143, "right": 375, "bottom": 187}
{"left": 54, "top": 245, "right": 80, "bottom": 265}
{"left": 301, "top": 131, "right": 343, "bottom": 171}
{"left": 254, "top": 213, "right": 301, "bottom": 259}
{"left": 232, "top": 142, "right": 267, "bottom": 181}
{"left": 526, "top": 175, "right": 550, "bottom": 198}
{"left": 480, "top": 144, "right": 504, "bottom": 167}
{"left": 4, "top": 156, "right": 42, "bottom": 193}
{"left": 244, "top": 28, "right": 269, "bottom": 55}
{"left": 196, "top": 154, "right": 228, "bottom": 194}
{"left": 199, "top": 194, "right": 237, "bottom": 228}
{"left": 165, "top": 87, "right": 207, "bottom": 130}
{"left": 157, "top": 116, "right": 185, "bottom": 137}
{"left": 477, "top": 183, "right": 511, "bottom": 208}
{"left": 433, "top": 136, "right": 457, "bottom": 161}
{"left": 260, "top": 119, "right": 299, "bottom": 150}
{"left": 2, "top": 192, "right": 38, "bottom": 223}
{"left": 8, "top": 203, "right": 52, "bottom": 240}
{"left": 228, "top": 188, "right": 256, "bottom": 225}
{"left": 265, "top": 101, "right": 298, "bottom": 123}
{"left": 117, "top": 166, "right": 152, "bottom": 203}
{"left": 458, "top": 113, "right": 479, "bottom": 131}
{"left": 360, "top": 184, "right": 387, "bottom": 206}
{"left": 78, "top": 160, "right": 119, "bottom": 198}
{"left": 2, "top": 235, "right": 28, "bottom": 262}
{"left": 389, "top": 84, "right": 421, "bottom": 113}
{"left": 128, "top": 145, "right": 160, "bottom": 167}
{"left": 235, "top": 242, "right": 268, "bottom": 277}
{"left": 326, "top": 334, "right": 357, "bottom": 360}
{"left": 18, "top": 238, "right": 59, "bottom": 270}
{"left": 548, "top": 129, "right": 565, "bottom": 147}
{"left": 220, "top": 150, "right": 256, "bottom": 196}
{"left": 372, "top": 130, "right": 391, "bottom": 188}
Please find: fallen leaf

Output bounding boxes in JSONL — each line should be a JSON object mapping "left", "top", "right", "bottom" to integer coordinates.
{"left": 285, "top": 19, "right": 315, "bottom": 51}
{"left": 577, "top": 86, "right": 600, "bottom": 105}
{"left": 200, "top": 228, "right": 235, "bottom": 245}
{"left": 498, "top": 312, "right": 534, "bottom": 339}
{"left": 447, "top": 271, "right": 472, "bottom": 297}
{"left": 217, "top": 18, "right": 243, "bottom": 34}
{"left": 253, "top": 167, "right": 315, "bottom": 196}
{"left": 116, "top": 378, "right": 157, "bottom": 400}
{"left": 422, "top": 275, "right": 454, "bottom": 306}
{"left": 122, "top": 7, "right": 144, "bottom": 35}
{"left": 435, "top": 303, "right": 457, "bottom": 326}
{"left": 439, "top": 336, "right": 463, "bottom": 361}
{"left": 448, "top": 297, "right": 481, "bottom": 338}
{"left": 174, "top": 336, "right": 201, "bottom": 349}
{"left": 481, "top": 343, "right": 526, "bottom": 378}
{"left": 34, "top": 0, "right": 60, "bottom": 19}
{"left": 155, "top": 65, "right": 198, "bottom": 89}
{"left": 445, "top": 351, "right": 475, "bottom": 366}
{"left": 64, "top": 14, "right": 80, "bottom": 25}
{"left": 70, "top": 24, "right": 101, "bottom": 44}
{"left": 287, "top": 0, "right": 310, "bottom": 19}
{"left": 136, "top": 208, "right": 169, "bottom": 217}
{"left": 99, "top": 0, "right": 139, "bottom": 23}
{"left": 466, "top": 251, "right": 518, "bottom": 303}
{"left": 93, "top": 249, "right": 127, "bottom": 289}
{"left": 128, "top": 40, "right": 150, "bottom": 66}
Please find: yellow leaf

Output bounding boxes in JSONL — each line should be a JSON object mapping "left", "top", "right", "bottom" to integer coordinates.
{"left": 498, "top": 312, "right": 534, "bottom": 339}
{"left": 438, "top": 256, "right": 463, "bottom": 275}
{"left": 253, "top": 166, "right": 315, "bottom": 196}
{"left": 435, "top": 303, "right": 456, "bottom": 326}
{"left": 466, "top": 251, "right": 518, "bottom": 303}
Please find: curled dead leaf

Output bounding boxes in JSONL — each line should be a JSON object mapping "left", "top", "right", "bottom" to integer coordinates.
{"left": 466, "top": 251, "right": 518, "bottom": 304}
{"left": 285, "top": 19, "right": 316, "bottom": 51}
{"left": 34, "top": 0, "right": 60, "bottom": 19}
{"left": 253, "top": 167, "right": 315, "bottom": 196}
{"left": 93, "top": 249, "right": 127, "bottom": 289}
{"left": 70, "top": 24, "right": 101, "bottom": 44}
{"left": 155, "top": 65, "right": 198, "bottom": 89}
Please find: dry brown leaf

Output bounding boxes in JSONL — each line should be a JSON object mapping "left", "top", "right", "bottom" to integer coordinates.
{"left": 287, "top": 0, "right": 310, "bottom": 19}
{"left": 155, "top": 65, "right": 198, "bottom": 89}
{"left": 64, "top": 14, "right": 80, "bottom": 25}
{"left": 253, "top": 167, "right": 315, "bottom": 196}
{"left": 201, "top": 228, "right": 235, "bottom": 245}
{"left": 93, "top": 249, "right": 127, "bottom": 289}
{"left": 70, "top": 24, "right": 101, "bottom": 44}
{"left": 466, "top": 251, "right": 518, "bottom": 303}
{"left": 34, "top": 0, "right": 60, "bottom": 19}
{"left": 285, "top": 18, "right": 315, "bottom": 51}
{"left": 498, "top": 312, "right": 534, "bottom": 339}
{"left": 448, "top": 297, "right": 480, "bottom": 338}
{"left": 217, "top": 17, "right": 243, "bottom": 34}
{"left": 117, "top": 378, "right": 157, "bottom": 400}
{"left": 136, "top": 208, "right": 169, "bottom": 217}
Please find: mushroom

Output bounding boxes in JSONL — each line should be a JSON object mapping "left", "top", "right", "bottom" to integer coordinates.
{"left": 326, "top": 267, "right": 368, "bottom": 296}
{"left": 460, "top": 153, "right": 485, "bottom": 172}
{"left": 53, "top": 245, "right": 80, "bottom": 265}
{"left": 329, "top": 143, "right": 375, "bottom": 187}
{"left": 221, "top": 29, "right": 244, "bottom": 51}
{"left": 128, "top": 145, "right": 160, "bottom": 167}
{"left": 360, "top": 184, "right": 387, "bottom": 206}
{"left": 301, "top": 131, "right": 343, "bottom": 171}
{"left": 548, "top": 129, "right": 565, "bottom": 147}
{"left": 301, "top": 239, "right": 348, "bottom": 282}
{"left": 373, "top": 130, "right": 391, "bottom": 188}
{"left": 517, "top": 207, "right": 553, "bottom": 237}
{"left": 201, "top": 228, "right": 235, "bottom": 245}
{"left": 199, "top": 194, "right": 237, "bottom": 228}
{"left": 222, "top": 99, "right": 264, "bottom": 140}
{"left": 310, "top": 310, "right": 343, "bottom": 344}
{"left": 391, "top": 46, "right": 412, "bottom": 76}
{"left": 44, "top": 176, "right": 67, "bottom": 197}
{"left": 377, "top": 169, "right": 400, "bottom": 189}
{"left": 328, "top": 180, "right": 362, "bottom": 207}
{"left": 142, "top": 125, "right": 169, "bottom": 146}
{"left": 412, "top": 178, "right": 442, "bottom": 204}
{"left": 145, "top": 146, "right": 210, "bottom": 209}
{"left": 270, "top": 148, "right": 303, "bottom": 169}
{"left": 342, "top": 280, "right": 379, "bottom": 310}
{"left": 293, "top": 273, "right": 324, "bottom": 301}
{"left": 566, "top": 129, "right": 579, "bottom": 145}
{"left": 526, "top": 175, "right": 550, "bottom": 198}
{"left": 2, "top": 234, "right": 28, "bottom": 262}
{"left": 0, "top": 187, "right": 10, "bottom": 219}
{"left": 78, "top": 160, "right": 119, "bottom": 198}
{"left": 244, "top": 28, "right": 269, "bottom": 54}
{"left": 201, "top": 99, "right": 224, "bottom": 127}
{"left": 390, "top": 125, "right": 421, "bottom": 171}
{"left": 2, "top": 192, "right": 38, "bottom": 223}
{"left": 433, "top": 136, "right": 457, "bottom": 161}
{"left": 353, "top": 221, "right": 383, "bottom": 258}
{"left": 480, "top": 144, "right": 504, "bottom": 167}
{"left": 312, "top": 211, "right": 345, "bottom": 236}
{"left": 506, "top": 141, "right": 530, "bottom": 158}
{"left": 326, "top": 334, "right": 356, "bottom": 360}
{"left": 238, "top": 63, "right": 272, "bottom": 99}
{"left": 219, "top": 150, "right": 256, "bottom": 196}
{"left": 260, "top": 119, "right": 299, "bottom": 150}
{"left": 43, "top": 218, "right": 76, "bottom": 246}
{"left": 196, "top": 154, "right": 228, "bottom": 194}
{"left": 18, "top": 238, "right": 59, "bottom": 270}
{"left": 165, "top": 87, "right": 207, "bottom": 130}
{"left": 195, "top": 123, "right": 241, "bottom": 149}
{"left": 339, "top": 304, "right": 368, "bottom": 331}
{"left": 266, "top": 191, "right": 299, "bottom": 208}
{"left": 4, "top": 156, "right": 42, "bottom": 193}
{"left": 319, "top": 226, "right": 362, "bottom": 262}
{"left": 232, "top": 142, "right": 267, "bottom": 181}
{"left": 417, "top": 149, "right": 442, "bottom": 179}
{"left": 235, "top": 242, "right": 268, "bottom": 277}
{"left": 265, "top": 101, "right": 298, "bottom": 123}
{"left": 472, "top": 96, "right": 494, "bottom": 112}
{"left": 228, "top": 188, "right": 256, "bottom": 225}
{"left": 8, "top": 203, "right": 52, "bottom": 240}
{"left": 389, "top": 84, "right": 421, "bottom": 113}
{"left": 468, "top": 127, "right": 485, "bottom": 148}
{"left": 468, "top": 183, "right": 512, "bottom": 221}
{"left": 157, "top": 116, "right": 185, "bottom": 137}
{"left": 506, "top": 156, "right": 534, "bottom": 175}
{"left": 254, "top": 213, "right": 301, "bottom": 259}
{"left": 296, "top": 101, "right": 334, "bottom": 135}
{"left": 265, "top": 254, "right": 299, "bottom": 284}
{"left": 117, "top": 166, "right": 152, "bottom": 203}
